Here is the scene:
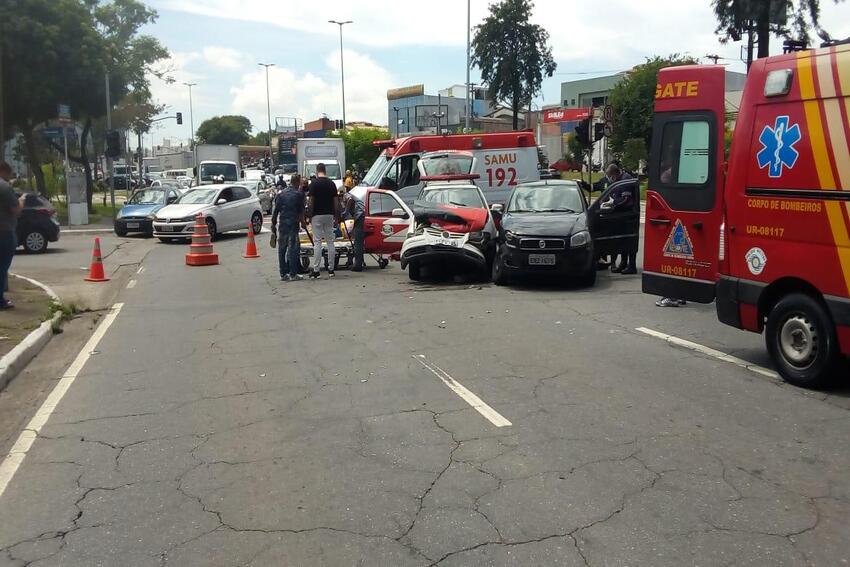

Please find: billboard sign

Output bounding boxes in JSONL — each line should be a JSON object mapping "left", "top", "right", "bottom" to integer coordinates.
{"left": 542, "top": 107, "right": 591, "bottom": 124}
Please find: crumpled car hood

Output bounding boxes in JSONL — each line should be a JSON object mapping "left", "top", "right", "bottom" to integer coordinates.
{"left": 412, "top": 203, "right": 487, "bottom": 233}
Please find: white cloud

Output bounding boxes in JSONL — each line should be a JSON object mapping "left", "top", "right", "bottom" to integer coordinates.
{"left": 202, "top": 46, "right": 244, "bottom": 70}
{"left": 230, "top": 48, "right": 394, "bottom": 129}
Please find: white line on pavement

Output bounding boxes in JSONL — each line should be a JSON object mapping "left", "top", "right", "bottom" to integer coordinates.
{"left": 136, "top": 266, "right": 145, "bottom": 275}
{"left": 413, "top": 355, "right": 512, "bottom": 427}
{"left": 126, "top": 280, "right": 137, "bottom": 289}
{"left": 635, "top": 327, "right": 779, "bottom": 379}
{"left": 0, "top": 303, "right": 124, "bottom": 499}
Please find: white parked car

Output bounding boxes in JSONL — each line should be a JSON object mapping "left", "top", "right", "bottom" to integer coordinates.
{"left": 152, "top": 184, "right": 263, "bottom": 242}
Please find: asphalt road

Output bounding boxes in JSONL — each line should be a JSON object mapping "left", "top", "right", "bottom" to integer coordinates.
{"left": 0, "top": 232, "right": 848, "bottom": 566}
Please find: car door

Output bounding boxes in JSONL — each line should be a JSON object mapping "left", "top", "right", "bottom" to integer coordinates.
{"left": 214, "top": 187, "right": 240, "bottom": 230}
{"left": 587, "top": 179, "right": 641, "bottom": 259}
{"left": 363, "top": 189, "right": 412, "bottom": 255}
{"left": 230, "top": 185, "right": 255, "bottom": 230}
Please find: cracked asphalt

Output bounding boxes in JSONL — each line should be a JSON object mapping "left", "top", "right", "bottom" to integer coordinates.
{"left": 1, "top": 232, "right": 848, "bottom": 566}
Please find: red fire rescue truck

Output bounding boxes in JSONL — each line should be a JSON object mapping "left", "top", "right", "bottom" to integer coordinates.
{"left": 643, "top": 42, "right": 850, "bottom": 388}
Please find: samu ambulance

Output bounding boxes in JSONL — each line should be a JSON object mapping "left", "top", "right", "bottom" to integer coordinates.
{"left": 359, "top": 131, "right": 541, "bottom": 206}
{"left": 643, "top": 41, "right": 850, "bottom": 388}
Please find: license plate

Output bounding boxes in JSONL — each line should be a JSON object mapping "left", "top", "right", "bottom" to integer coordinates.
{"left": 528, "top": 254, "right": 555, "bottom": 265}
{"left": 435, "top": 239, "right": 459, "bottom": 248}
{"left": 160, "top": 225, "right": 173, "bottom": 232}
{"left": 126, "top": 222, "right": 139, "bottom": 229}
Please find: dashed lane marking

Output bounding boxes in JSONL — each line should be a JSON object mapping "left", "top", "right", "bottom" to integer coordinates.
{"left": 0, "top": 303, "right": 125, "bottom": 499}
{"left": 635, "top": 327, "right": 779, "bottom": 379}
{"left": 413, "top": 355, "right": 512, "bottom": 427}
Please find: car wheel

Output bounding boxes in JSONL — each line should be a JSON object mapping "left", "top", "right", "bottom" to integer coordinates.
{"left": 491, "top": 247, "right": 508, "bottom": 286}
{"left": 577, "top": 267, "right": 597, "bottom": 287}
{"left": 408, "top": 263, "right": 421, "bottom": 281}
{"left": 206, "top": 217, "right": 218, "bottom": 241}
{"left": 765, "top": 293, "right": 839, "bottom": 389}
{"left": 23, "top": 230, "right": 48, "bottom": 254}
{"left": 251, "top": 212, "right": 263, "bottom": 235}
{"left": 115, "top": 226, "right": 128, "bottom": 237}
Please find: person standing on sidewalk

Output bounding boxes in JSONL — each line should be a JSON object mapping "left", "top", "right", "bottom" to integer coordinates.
{"left": 0, "top": 162, "right": 22, "bottom": 309}
{"left": 342, "top": 187, "right": 366, "bottom": 271}
{"left": 271, "top": 174, "right": 306, "bottom": 281}
{"left": 306, "top": 163, "right": 340, "bottom": 279}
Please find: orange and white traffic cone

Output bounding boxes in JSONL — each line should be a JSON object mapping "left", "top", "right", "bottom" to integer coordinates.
{"left": 243, "top": 223, "right": 259, "bottom": 259}
{"left": 185, "top": 213, "right": 219, "bottom": 266}
{"left": 84, "top": 237, "right": 110, "bottom": 282}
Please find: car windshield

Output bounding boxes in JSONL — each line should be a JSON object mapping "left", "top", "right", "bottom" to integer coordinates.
{"left": 199, "top": 163, "right": 238, "bottom": 182}
{"left": 178, "top": 188, "right": 218, "bottom": 204}
{"left": 304, "top": 163, "right": 341, "bottom": 179}
{"left": 128, "top": 189, "right": 166, "bottom": 205}
{"left": 362, "top": 153, "right": 390, "bottom": 187}
{"left": 420, "top": 187, "right": 484, "bottom": 208}
{"left": 420, "top": 155, "right": 473, "bottom": 176}
{"left": 508, "top": 183, "right": 584, "bottom": 213}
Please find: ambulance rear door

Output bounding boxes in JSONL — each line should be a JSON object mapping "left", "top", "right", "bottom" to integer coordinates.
{"left": 642, "top": 66, "right": 727, "bottom": 303}
{"left": 472, "top": 147, "right": 540, "bottom": 206}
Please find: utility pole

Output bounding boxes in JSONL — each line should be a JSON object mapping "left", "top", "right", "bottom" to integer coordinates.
{"left": 184, "top": 82, "right": 196, "bottom": 181}
{"left": 465, "top": 0, "right": 471, "bottom": 132}
{"left": 705, "top": 54, "right": 721, "bottom": 65}
{"left": 0, "top": 36, "right": 5, "bottom": 152}
{"left": 257, "top": 64, "right": 274, "bottom": 170}
{"left": 105, "top": 72, "right": 115, "bottom": 215}
{"left": 328, "top": 20, "right": 352, "bottom": 128}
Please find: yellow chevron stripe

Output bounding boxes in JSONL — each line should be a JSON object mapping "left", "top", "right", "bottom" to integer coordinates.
{"left": 797, "top": 51, "right": 850, "bottom": 295}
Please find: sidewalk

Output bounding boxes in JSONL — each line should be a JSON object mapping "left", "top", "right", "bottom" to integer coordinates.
{"left": 0, "top": 279, "right": 53, "bottom": 359}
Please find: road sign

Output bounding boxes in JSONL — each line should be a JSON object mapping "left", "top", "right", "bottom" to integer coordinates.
{"left": 603, "top": 104, "right": 614, "bottom": 123}
{"left": 41, "top": 127, "right": 63, "bottom": 138}
{"left": 603, "top": 121, "right": 614, "bottom": 137}
{"left": 57, "top": 104, "right": 72, "bottom": 124}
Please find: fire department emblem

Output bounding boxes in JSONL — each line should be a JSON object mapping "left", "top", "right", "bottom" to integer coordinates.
{"left": 757, "top": 115, "right": 801, "bottom": 178}
{"left": 381, "top": 224, "right": 393, "bottom": 236}
{"left": 746, "top": 247, "right": 767, "bottom": 275}
{"left": 663, "top": 219, "right": 694, "bottom": 260}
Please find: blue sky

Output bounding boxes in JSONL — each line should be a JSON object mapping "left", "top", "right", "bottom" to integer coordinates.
{"left": 141, "top": 0, "right": 850, "bottom": 149}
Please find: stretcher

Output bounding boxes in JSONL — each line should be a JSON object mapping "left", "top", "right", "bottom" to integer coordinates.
{"left": 298, "top": 219, "right": 390, "bottom": 272}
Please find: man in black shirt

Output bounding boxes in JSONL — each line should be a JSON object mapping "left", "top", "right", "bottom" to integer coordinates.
{"left": 0, "top": 162, "right": 22, "bottom": 309}
{"left": 307, "top": 163, "right": 341, "bottom": 278}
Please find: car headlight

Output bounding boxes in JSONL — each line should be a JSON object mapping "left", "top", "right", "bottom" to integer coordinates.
{"left": 468, "top": 231, "right": 486, "bottom": 243}
{"left": 146, "top": 214, "right": 156, "bottom": 220}
{"left": 505, "top": 230, "right": 519, "bottom": 246}
{"left": 570, "top": 230, "right": 590, "bottom": 248}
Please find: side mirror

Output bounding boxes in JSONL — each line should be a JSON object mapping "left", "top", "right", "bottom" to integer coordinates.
{"left": 600, "top": 200, "right": 613, "bottom": 211}
{"left": 391, "top": 208, "right": 408, "bottom": 219}
{"left": 167, "top": 196, "right": 178, "bottom": 204}
{"left": 490, "top": 203, "right": 504, "bottom": 214}
{"left": 216, "top": 198, "right": 227, "bottom": 206}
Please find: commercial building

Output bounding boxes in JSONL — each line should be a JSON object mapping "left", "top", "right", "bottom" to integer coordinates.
{"left": 386, "top": 84, "right": 493, "bottom": 137}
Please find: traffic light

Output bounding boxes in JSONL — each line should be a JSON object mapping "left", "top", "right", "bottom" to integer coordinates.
{"left": 334, "top": 119, "right": 344, "bottom": 130}
{"left": 176, "top": 112, "right": 183, "bottom": 125}
{"left": 574, "top": 120, "right": 590, "bottom": 146}
{"left": 105, "top": 130, "right": 121, "bottom": 158}
{"left": 594, "top": 122, "right": 605, "bottom": 141}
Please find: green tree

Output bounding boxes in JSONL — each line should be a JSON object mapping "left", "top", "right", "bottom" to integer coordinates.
{"left": 471, "top": 0, "right": 556, "bottom": 129}
{"left": 247, "top": 131, "right": 271, "bottom": 146}
{"left": 606, "top": 55, "right": 698, "bottom": 155}
{"left": 712, "top": 0, "right": 844, "bottom": 68}
{"left": 327, "top": 127, "right": 388, "bottom": 171}
{"left": 621, "top": 138, "right": 648, "bottom": 173}
{"left": 196, "top": 115, "right": 252, "bottom": 145}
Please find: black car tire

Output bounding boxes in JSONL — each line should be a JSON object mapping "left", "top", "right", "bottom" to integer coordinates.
{"left": 115, "top": 226, "right": 128, "bottom": 237}
{"left": 206, "top": 218, "right": 218, "bottom": 241}
{"left": 577, "top": 267, "right": 597, "bottom": 287}
{"left": 408, "top": 263, "right": 421, "bottom": 281}
{"left": 22, "top": 230, "right": 48, "bottom": 254}
{"left": 492, "top": 248, "right": 508, "bottom": 286}
{"left": 251, "top": 212, "right": 263, "bottom": 235}
{"left": 765, "top": 293, "right": 839, "bottom": 389}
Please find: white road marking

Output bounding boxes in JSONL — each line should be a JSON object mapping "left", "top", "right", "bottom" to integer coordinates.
{"left": 126, "top": 280, "right": 137, "bottom": 289}
{"left": 0, "top": 303, "right": 124, "bottom": 499}
{"left": 136, "top": 266, "right": 145, "bottom": 275}
{"left": 635, "top": 327, "right": 779, "bottom": 379}
{"left": 413, "top": 355, "right": 512, "bottom": 427}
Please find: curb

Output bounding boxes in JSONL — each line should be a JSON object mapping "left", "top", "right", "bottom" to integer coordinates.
{"left": 0, "top": 274, "right": 62, "bottom": 392}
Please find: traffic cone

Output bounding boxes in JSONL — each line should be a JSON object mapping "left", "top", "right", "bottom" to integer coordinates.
{"left": 185, "top": 213, "right": 219, "bottom": 266}
{"left": 84, "top": 237, "right": 110, "bottom": 282}
{"left": 243, "top": 223, "right": 260, "bottom": 259}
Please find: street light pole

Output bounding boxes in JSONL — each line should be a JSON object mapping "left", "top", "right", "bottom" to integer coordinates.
{"left": 465, "top": 0, "right": 471, "bottom": 132}
{"left": 328, "top": 20, "right": 352, "bottom": 128}
{"left": 258, "top": 63, "right": 274, "bottom": 170}
{"left": 184, "top": 82, "right": 196, "bottom": 182}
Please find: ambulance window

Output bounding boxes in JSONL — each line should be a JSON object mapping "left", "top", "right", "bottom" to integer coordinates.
{"left": 368, "top": 192, "right": 398, "bottom": 217}
{"left": 658, "top": 121, "right": 710, "bottom": 186}
{"left": 386, "top": 155, "right": 420, "bottom": 188}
